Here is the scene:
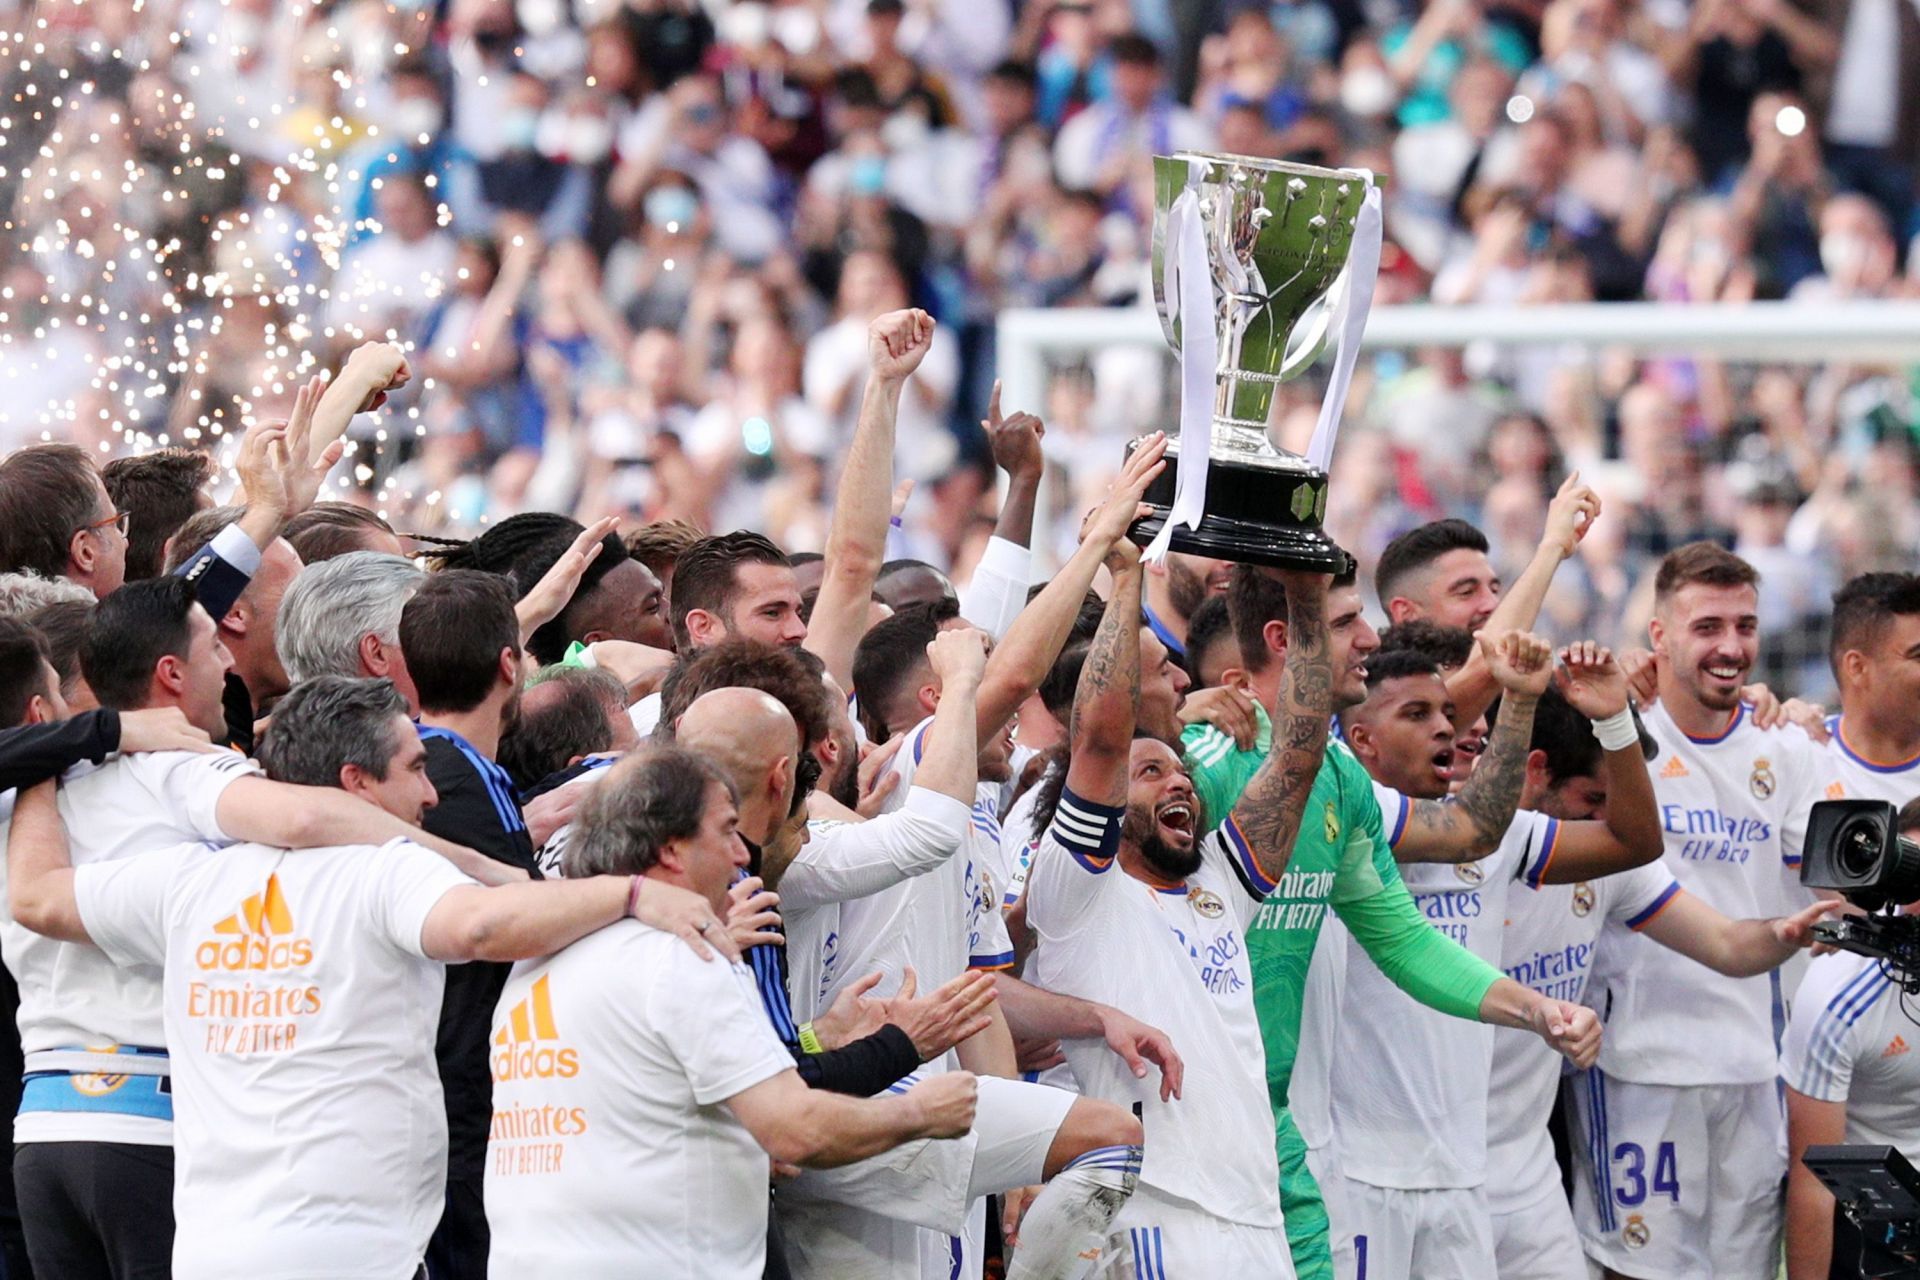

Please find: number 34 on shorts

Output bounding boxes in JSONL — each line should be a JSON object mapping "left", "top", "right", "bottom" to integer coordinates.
{"left": 1609, "top": 1141, "right": 1680, "bottom": 1207}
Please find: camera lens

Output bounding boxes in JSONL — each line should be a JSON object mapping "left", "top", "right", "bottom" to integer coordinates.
{"left": 1837, "top": 817, "right": 1885, "bottom": 879}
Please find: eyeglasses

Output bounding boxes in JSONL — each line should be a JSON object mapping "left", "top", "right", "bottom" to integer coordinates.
{"left": 79, "top": 509, "right": 130, "bottom": 537}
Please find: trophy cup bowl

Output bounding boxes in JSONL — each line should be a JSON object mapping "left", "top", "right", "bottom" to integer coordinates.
{"left": 1127, "top": 152, "right": 1376, "bottom": 571}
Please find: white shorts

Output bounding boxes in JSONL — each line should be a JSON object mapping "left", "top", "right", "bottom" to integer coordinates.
{"left": 1303, "top": 1141, "right": 1352, "bottom": 1255}
{"left": 778, "top": 1074, "right": 1077, "bottom": 1279}
{"left": 1095, "top": 1183, "right": 1294, "bottom": 1279}
{"left": 1330, "top": 1179, "right": 1495, "bottom": 1280}
{"left": 1565, "top": 1071, "right": 1783, "bottom": 1278}
{"left": 1491, "top": 1183, "right": 1589, "bottom": 1280}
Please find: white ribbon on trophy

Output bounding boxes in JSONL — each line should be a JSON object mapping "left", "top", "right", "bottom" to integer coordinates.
{"left": 1304, "top": 177, "right": 1383, "bottom": 472}
{"left": 1145, "top": 166, "right": 1385, "bottom": 563}
{"left": 1143, "top": 155, "right": 1219, "bottom": 564}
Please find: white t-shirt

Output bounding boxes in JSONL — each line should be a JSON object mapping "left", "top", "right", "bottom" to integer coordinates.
{"left": 1821, "top": 714, "right": 1920, "bottom": 810}
{"left": 75, "top": 836, "right": 473, "bottom": 1278}
{"left": 1488, "top": 862, "right": 1678, "bottom": 1215}
{"left": 1587, "top": 703, "right": 1829, "bottom": 1085}
{"left": 1312, "top": 810, "right": 1559, "bottom": 1191}
{"left": 1024, "top": 788, "right": 1283, "bottom": 1228}
{"left": 1781, "top": 950, "right": 1920, "bottom": 1160}
{"left": 818, "top": 717, "right": 1015, "bottom": 1038}
{"left": 0, "top": 749, "right": 260, "bottom": 1144}
{"left": 485, "top": 920, "right": 795, "bottom": 1280}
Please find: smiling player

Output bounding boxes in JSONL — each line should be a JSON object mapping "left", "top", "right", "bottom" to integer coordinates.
{"left": 1572, "top": 543, "right": 1834, "bottom": 1279}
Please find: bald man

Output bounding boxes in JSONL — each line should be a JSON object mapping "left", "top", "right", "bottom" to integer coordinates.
{"left": 670, "top": 658, "right": 1142, "bottom": 1280}
{"left": 677, "top": 687, "right": 802, "bottom": 848}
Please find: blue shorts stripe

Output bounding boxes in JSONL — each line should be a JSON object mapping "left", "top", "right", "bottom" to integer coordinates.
{"left": 1596, "top": 1072, "right": 1617, "bottom": 1232}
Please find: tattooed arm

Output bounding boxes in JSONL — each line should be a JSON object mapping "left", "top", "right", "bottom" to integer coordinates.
{"left": 1061, "top": 547, "right": 1144, "bottom": 808}
{"left": 1228, "top": 571, "right": 1337, "bottom": 887}
{"left": 1391, "top": 630, "right": 1553, "bottom": 865}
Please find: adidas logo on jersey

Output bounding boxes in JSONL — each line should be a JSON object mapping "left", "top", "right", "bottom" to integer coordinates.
{"left": 1659, "top": 756, "right": 1689, "bottom": 780}
{"left": 195, "top": 874, "right": 313, "bottom": 971}
{"left": 492, "top": 976, "right": 579, "bottom": 1080}
{"left": 1885, "top": 1036, "right": 1911, "bottom": 1059}
{"left": 1827, "top": 781, "right": 1847, "bottom": 800}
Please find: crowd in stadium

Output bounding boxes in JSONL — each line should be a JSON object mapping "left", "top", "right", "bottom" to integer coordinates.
{"left": 3, "top": 0, "right": 1919, "bottom": 690}
{"left": 0, "top": 0, "right": 1917, "bottom": 1278}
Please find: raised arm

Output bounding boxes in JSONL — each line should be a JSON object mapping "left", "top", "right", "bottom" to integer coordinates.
{"left": 1393, "top": 630, "right": 1551, "bottom": 863}
{"left": 974, "top": 434, "right": 1167, "bottom": 745}
{"left": 917, "top": 628, "right": 989, "bottom": 803}
{"left": 806, "top": 309, "right": 935, "bottom": 687}
{"left": 514, "top": 516, "right": 618, "bottom": 648}
{"left": 957, "top": 382, "right": 1043, "bottom": 638}
{"left": 1444, "top": 475, "right": 1599, "bottom": 731}
{"left": 7, "top": 781, "right": 86, "bottom": 943}
{"left": 776, "top": 632, "right": 986, "bottom": 910}
{"left": 1226, "top": 570, "right": 1338, "bottom": 887}
{"left": 1531, "top": 643, "right": 1664, "bottom": 882}
{"left": 235, "top": 377, "right": 348, "bottom": 552}
{"left": 308, "top": 340, "right": 412, "bottom": 465}
{"left": 1061, "top": 547, "right": 1144, "bottom": 807}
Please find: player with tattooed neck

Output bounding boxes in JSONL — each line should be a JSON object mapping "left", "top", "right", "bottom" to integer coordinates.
{"left": 1019, "top": 545, "right": 1340, "bottom": 1272}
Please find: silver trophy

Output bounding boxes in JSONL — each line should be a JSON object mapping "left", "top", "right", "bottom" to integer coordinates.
{"left": 1129, "top": 152, "right": 1381, "bottom": 570}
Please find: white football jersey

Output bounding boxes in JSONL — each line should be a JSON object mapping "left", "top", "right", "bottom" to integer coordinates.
{"left": 992, "top": 775, "right": 1046, "bottom": 914}
{"left": 1025, "top": 788, "right": 1285, "bottom": 1228}
{"left": 1587, "top": 702, "right": 1829, "bottom": 1085}
{"left": 1781, "top": 951, "right": 1920, "bottom": 1161}
{"left": 1488, "top": 862, "right": 1677, "bottom": 1216}
{"left": 0, "top": 749, "right": 260, "bottom": 1145}
{"left": 817, "top": 717, "right": 1014, "bottom": 1044}
{"left": 1311, "top": 810, "right": 1559, "bottom": 1191}
{"left": 781, "top": 787, "right": 972, "bottom": 1022}
{"left": 1820, "top": 714, "right": 1920, "bottom": 810}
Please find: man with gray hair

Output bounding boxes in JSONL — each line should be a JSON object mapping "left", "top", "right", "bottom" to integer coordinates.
{"left": 487, "top": 745, "right": 980, "bottom": 1279}
{"left": 4, "top": 675, "right": 731, "bottom": 1279}
{"left": 275, "top": 551, "right": 426, "bottom": 710}
{"left": 0, "top": 573, "right": 94, "bottom": 622}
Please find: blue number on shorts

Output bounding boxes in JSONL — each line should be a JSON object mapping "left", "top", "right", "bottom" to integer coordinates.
{"left": 1612, "top": 1142, "right": 1680, "bottom": 1207}
{"left": 1355, "top": 1234, "right": 1367, "bottom": 1280}
{"left": 1653, "top": 1142, "right": 1680, "bottom": 1200}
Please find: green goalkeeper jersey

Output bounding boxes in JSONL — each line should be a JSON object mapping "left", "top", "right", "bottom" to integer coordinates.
{"left": 1182, "top": 710, "right": 1500, "bottom": 1118}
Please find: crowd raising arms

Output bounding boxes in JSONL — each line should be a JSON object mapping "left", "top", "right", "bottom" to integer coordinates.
{"left": 0, "top": 296, "right": 1897, "bottom": 1280}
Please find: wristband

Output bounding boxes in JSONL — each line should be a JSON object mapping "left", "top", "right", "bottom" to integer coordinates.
{"left": 797, "top": 1022, "right": 825, "bottom": 1055}
{"left": 626, "top": 875, "right": 644, "bottom": 918}
{"left": 1591, "top": 708, "right": 1639, "bottom": 752}
{"left": 889, "top": 515, "right": 904, "bottom": 529}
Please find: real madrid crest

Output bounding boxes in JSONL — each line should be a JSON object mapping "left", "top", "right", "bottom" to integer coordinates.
{"left": 1323, "top": 801, "right": 1340, "bottom": 844}
{"left": 1571, "top": 883, "right": 1595, "bottom": 917}
{"left": 1189, "top": 887, "right": 1226, "bottom": 920}
{"left": 1622, "top": 1214, "right": 1650, "bottom": 1249}
{"left": 1750, "top": 757, "right": 1775, "bottom": 799}
{"left": 1455, "top": 860, "right": 1485, "bottom": 885}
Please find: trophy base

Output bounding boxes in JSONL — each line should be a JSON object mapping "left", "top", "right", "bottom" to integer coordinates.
{"left": 1126, "top": 443, "right": 1353, "bottom": 574}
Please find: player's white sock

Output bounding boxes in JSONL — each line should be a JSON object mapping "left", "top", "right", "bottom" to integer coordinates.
{"left": 1005, "top": 1143, "right": 1142, "bottom": 1280}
